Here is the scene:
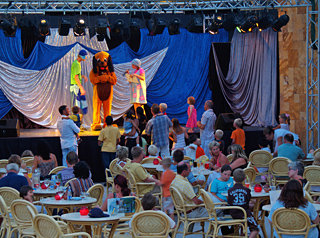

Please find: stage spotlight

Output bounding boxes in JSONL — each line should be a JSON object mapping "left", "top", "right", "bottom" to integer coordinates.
{"left": 39, "top": 19, "right": 50, "bottom": 36}
{"left": 74, "top": 19, "right": 86, "bottom": 36}
{"left": 208, "top": 14, "right": 223, "bottom": 35}
{"left": 0, "top": 18, "right": 17, "bottom": 37}
{"left": 95, "top": 18, "right": 108, "bottom": 41}
{"left": 146, "top": 17, "right": 166, "bottom": 35}
{"left": 113, "top": 19, "right": 125, "bottom": 34}
{"left": 187, "top": 15, "right": 203, "bottom": 33}
{"left": 272, "top": 14, "right": 290, "bottom": 32}
{"left": 58, "top": 19, "right": 71, "bottom": 36}
{"left": 257, "top": 14, "right": 274, "bottom": 31}
{"left": 236, "top": 15, "right": 258, "bottom": 33}
{"left": 168, "top": 18, "right": 180, "bottom": 35}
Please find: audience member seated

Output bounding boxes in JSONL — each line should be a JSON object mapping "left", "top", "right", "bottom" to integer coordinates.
{"left": 208, "top": 141, "right": 228, "bottom": 171}
{"left": 20, "top": 185, "right": 34, "bottom": 203}
{"left": 145, "top": 145, "right": 161, "bottom": 160}
{"left": 0, "top": 163, "right": 28, "bottom": 191}
{"left": 229, "top": 144, "right": 248, "bottom": 174}
{"left": 33, "top": 142, "right": 58, "bottom": 179}
{"left": 171, "top": 163, "right": 208, "bottom": 218}
{"left": 68, "top": 161, "right": 94, "bottom": 197}
{"left": 21, "top": 150, "right": 34, "bottom": 158}
{"left": 209, "top": 165, "right": 233, "bottom": 204}
{"left": 124, "top": 146, "right": 161, "bottom": 195}
{"left": 313, "top": 152, "right": 320, "bottom": 166}
{"left": 57, "top": 151, "right": 79, "bottom": 185}
{"left": 184, "top": 134, "right": 198, "bottom": 161}
{"left": 160, "top": 158, "right": 176, "bottom": 220}
{"left": 228, "top": 169, "right": 259, "bottom": 238}
{"left": 258, "top": 137, "right": 271, "bottom": 153}
{"left": 277, "top": 134, "right": 305, "bottom": 161}
{"left": 288, "top": 161, "right": 307, "bottom": 187}
{"left": 129, "top": 192, "right": 175, "bottom": 229}
{"left": 8, "top": 154, "right": 31, "bottom": 185}
{"left": 170, "top": 150, "right": 205, "bottom": 187}
{"left": 115, "top": 146, "right": 130, "bottom": 168}
{"left": 268, "top": 180, "right": 319, "bottom": 238}
{"left": 101, "top": 175, "right": 132, "bottom": 211}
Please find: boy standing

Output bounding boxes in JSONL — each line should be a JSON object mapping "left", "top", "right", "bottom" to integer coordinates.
{"left": 227, "top": 168, "right": 259, "bottom": 238}
{"left": 231, "top": 118, "right": 245, "bottom": 150}
{"left": 215, "top": 129, "right": 225, "bottom": 153}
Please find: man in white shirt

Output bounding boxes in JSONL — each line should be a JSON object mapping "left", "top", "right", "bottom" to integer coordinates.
{"left": 57, "top": 105, "right": 80, "bottom": 167}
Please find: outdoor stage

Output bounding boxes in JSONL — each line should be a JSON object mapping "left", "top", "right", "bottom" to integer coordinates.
{"left": 0, "top": 126, "right": 264, "bottom": 182}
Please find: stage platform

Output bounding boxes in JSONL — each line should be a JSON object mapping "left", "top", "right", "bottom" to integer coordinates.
{"left": 0, "top": 127, "right": 264, "bottom": 182}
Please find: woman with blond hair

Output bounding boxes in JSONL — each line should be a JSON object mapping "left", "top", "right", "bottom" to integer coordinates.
{"left": 229, "top": 144, "right": 248, "bottom": 174}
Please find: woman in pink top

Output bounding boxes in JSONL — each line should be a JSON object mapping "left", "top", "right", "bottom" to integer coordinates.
{"left": 208, "top": 141, "right": 228, "bottom": 171}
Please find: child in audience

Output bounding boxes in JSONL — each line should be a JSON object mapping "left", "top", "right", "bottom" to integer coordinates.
{"left": 159, "top": 103, "right": 167, "bottom": 115}
{"left": 228, "top": 168, "right": 259, "bottom": 238}
{"left": 274, "top": 113, "right": 290, "bottom": 131}
{"left": 258, "top": 137, "right": 271, "bottom": 153}
{"left": 69, "top": 106, "right": 83, "bottom": 128}
{"left": 231, "top": 118, "right": 245, "bottom": 150}
{"left": 215, "top": 129, "right": 225, "bottom": 153}
{"left": 186, "top": 96, "right": 197, "bottom": 132}
{"left": 129, "top": 193, "right": 176, "bottom": 229}
{"left": 160, "top": 158, "right": 176, "bottom": 219}
{"left": 209, "top": 164, "right": 233, "bottom": 203}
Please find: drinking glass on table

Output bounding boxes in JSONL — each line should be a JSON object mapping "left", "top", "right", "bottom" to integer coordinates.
{"left": 44, "top": 179, "right": 50, "bottom": 189}
{"left": 27, "top": 167, "right": 32, "bottom": 179}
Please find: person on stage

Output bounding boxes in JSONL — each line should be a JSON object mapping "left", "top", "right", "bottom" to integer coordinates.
{"left": 125, "top": 58, "right": 146, "bottom": 116}
{"left": 70, "top": 50, "right": 88, "bottom": 114}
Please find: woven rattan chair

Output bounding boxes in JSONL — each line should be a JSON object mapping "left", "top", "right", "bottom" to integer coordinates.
{"left": 130, "top": 211, "right": 171, "bottom": 238}
{"left": 199, "top": 189, "right": 248, "bottom": 237}
{"left": 227, "top": 154, "right": 234, "bottom": 163}
{"left": 0, "top": 195, "right": 18, "bottom": 238}
{"left": 21, "top": 157, "right": 34, "bottom": 162}
{"left": 272, "top": 207, "right": 317, "bottom": 237}
{"left": 24, "top": 159, "right": 34, "bottom": 168}
{"left": 314, "top": 148, "right": 320, "bottom": 159}
{"left": 0, "top": 186, "right": 20, "bottom": 208}
{"left": 33, "top": 214, "right": 90, "bottom": 238}
{"left": 197, "top": 155, "right": 209, "bottom": 163}
{"left": 49, "top": 166, "right": 66, "bottom": 175}
{"left": 0, "top": 159, "right": 8, "bottom": 169}
{"left": 87, "top": 184, "right": 104, "bottom": 206}
{"left": 303, "top": 166, "right": 320, "bottom": 199}
{"left": 269, "top": 157, "right": 291, "bottom": 186}
{"left": 169, "top": 186, "right": 207, "bottom": 238}
{"left": 248, "top": 150, "right": 273, "bottom": 176}
{"left": 244, "top": 167, "right": 256, "bottom": 184}
{"left": 141, "top": 157, "right": 160, "bottom": 164}
{"left": 184, "top": 156, "right": 193, "bottom": 161}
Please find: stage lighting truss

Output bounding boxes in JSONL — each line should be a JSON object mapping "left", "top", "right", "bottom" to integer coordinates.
{"left": 74, "top": 18, "right": 85, "bottom": 36}
{"left": 0, "top": 0, "right": 310, "bottom": 13}
{"left": 39, "top": 18, "right": 50, "bottom": 36}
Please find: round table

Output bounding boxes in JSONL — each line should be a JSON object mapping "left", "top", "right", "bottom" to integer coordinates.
{"left": 262, "top": 203, "right": 320, "bottom": 212}
{"left": 34, "top": 188, "right": 61, "bottom": 199}
{"left": 41, "top": 197, "right": 97, "bottom": 215}
{"left": 301, "top": 158, "right": 314, "bottom": 166}
{"left": 61, "top": 212, "right": 121, "bottom": 238}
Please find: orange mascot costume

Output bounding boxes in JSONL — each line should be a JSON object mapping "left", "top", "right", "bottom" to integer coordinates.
{"left": 90, "top": 51, "right": 117, "bottom": 130}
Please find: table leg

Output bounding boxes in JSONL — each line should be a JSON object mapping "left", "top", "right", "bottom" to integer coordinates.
{"left": 106, "top": 220, "right": 119, "bottom": 238}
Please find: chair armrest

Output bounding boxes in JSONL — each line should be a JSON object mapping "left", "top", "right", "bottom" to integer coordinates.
{"left": 184, "top": 204, "right": 205, "bottom": 209}
{"left": 136, "top": 182, "right": 156, "bottom": 186}
{"left": 213, "top": 202, "right": 228, "bottom": 206}
{"left": 63, "top": 232, "right": 91, "bottom": 238}
{"left": 214, "top": 206, "right": 247, "bottom": 219}
{"left": 52, "top": 215, "right": 64, "bottom": 221}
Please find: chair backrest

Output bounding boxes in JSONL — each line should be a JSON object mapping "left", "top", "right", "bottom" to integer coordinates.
{"left": 244, "top": 167, "right": 256, "bottom": 184}
{"left": 0, "top": 195, "right": 12, "bottom": 224}
{"left": 11, "top": 199, "right": 38, "bottom": 228}
{"left": 64, "top": 178, "right": 77, "bottom": 187}
{"left": 303, "top": 166, "right": 320, "bottom": 182}
{"left": 33, "top": 214, "right": 63, "bottom": 238}
{"left": 141, "top": 157, "right": 160, "bottom": 164}
{"left": 184, "top": 156, "right": 192, "bottom": 161}
{"left": 248, "top": 150, "right": 273, "bottom": 167}
{"left": 24, "top": 158, "right": 34, "bottom": 168}
{"left": 49, "top": 166, "right": 66, "bottom": 175}
{"left": 269, "top": 157, "right": 291, "bottom": 176}
{"left": 125, "top": 196, "right": 142, "bottom": 217}
{"left": 21, "top": 156, "right": 34, "bottom": 162}
{"left": 131, "top": 211, "right": 171, "bottom": 238}
{"left": 87, "top": 184, "right": 104, "bottom": 206}
{"left": 169, "top": 186, "right": 186, "bottom": 214}
{"left": 272, "top": 208, "right": 312, "bottom": 237}
{"left": 314, "top": 148, "right": 320, "bottom": 159}
{"left": 199, "top": 189, "right": 218, "bottom": 220}
{"left": 227, "top": 154, "right": 234, "bottom": 163}
{"left": 0, "top": 159, "right": 8, "bottom": 169}
{"left": 124, "top": 168, "right": 137, "bottom": 193}
{"left": 0, "top": 186, "right": 20, "bottom": 207}
{"left": 109, "top": 158, "right": 130, "bottom": 177}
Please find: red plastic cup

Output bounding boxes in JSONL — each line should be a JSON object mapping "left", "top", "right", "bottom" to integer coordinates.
{"left": 205, "top": 163, "right": 210, "bottom": 170}
{"left": 80, "top": 207, "right": 89, "bottom": 216}
{"left": 153, "top": 159, "right": 159, "bottom": 165}
{"left": 254, "top": 184, "right": 262, "bottom": 193}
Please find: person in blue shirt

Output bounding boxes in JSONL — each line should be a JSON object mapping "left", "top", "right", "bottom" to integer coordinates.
{"left": 0, "top": 163, "right": 28, "bottom": 191}
{"left": 268, "top": 179, "right": 319, "bottom": 238}
{"left": 278, "top": 134, "right": 305, "bottom": 161}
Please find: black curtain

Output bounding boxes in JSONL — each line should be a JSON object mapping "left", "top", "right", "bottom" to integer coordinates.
{"left": 209, "top": 43, "right": 232, "bottom": 117}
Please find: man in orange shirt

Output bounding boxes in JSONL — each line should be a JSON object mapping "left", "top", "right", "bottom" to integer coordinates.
{"left": 160, "top": 158, "right": 176, "bottom": 219}
{"left": 230, "top": 118, "right": 245, "bottom": 150}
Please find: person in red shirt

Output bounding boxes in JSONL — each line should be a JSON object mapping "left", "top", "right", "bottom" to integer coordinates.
{"left": 160, "top": 158, "right": 176, "bottom": 219}
{"left": 231, "top": 118, "right": 245, "bottom": 150}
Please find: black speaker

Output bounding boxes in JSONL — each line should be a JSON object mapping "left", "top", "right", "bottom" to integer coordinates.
{"left": 215, "top": 113, "right": 241, "bottom": 131}
{"left": 0, "top": 119, "right": 20, "bottom": 137}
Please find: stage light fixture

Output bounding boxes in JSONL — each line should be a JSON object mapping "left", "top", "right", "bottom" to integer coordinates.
{"left": 39, "top": 19, "right": 50, "bottom": 36}
{"left": 146, "top": 17, "right": 166, "bottom": 36}
{"left": 208, "top": 15, "right": 223, "bottom": 35}
{"left": 73, "top": 19, "right": 86, "bottom": 36}
{"left": 272, "top": 14, "right": 290, "bottom": 32}
{"left": 168, "top": 18, "right": 180, "bottom": 35}
{"left": 187, "top": 15, "right": 203, "bottom": 33}
{"left": 0, "top": 18, "right": 17, "bottom": 37}
{"left": 236, "top": 15, "right": 258, "bottom": 33}
{"left": 58, "top": 19, "right": 71, "bottom": 36}
{"left": 95, "top": 18, "right": 108, "bottom": 41}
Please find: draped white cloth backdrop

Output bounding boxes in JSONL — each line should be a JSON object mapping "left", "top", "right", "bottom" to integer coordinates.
{"left": 0, "top": 28, "right": 167, "bottom": 128}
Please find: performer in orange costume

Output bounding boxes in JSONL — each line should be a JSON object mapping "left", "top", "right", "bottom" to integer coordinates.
{"left": 89, "top": 51, "right": 117, "bottom": 130}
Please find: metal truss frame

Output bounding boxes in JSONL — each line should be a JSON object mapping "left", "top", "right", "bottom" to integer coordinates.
{"left": 0, "top": 0, "right": 311, "bottom": 14}
{"left": 306, "top": 0, "right": 319, "bottom": 151}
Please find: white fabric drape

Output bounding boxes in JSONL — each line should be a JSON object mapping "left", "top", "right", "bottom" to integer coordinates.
{"left": 0, "top": 28, "right": 167, "bottom": 128}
